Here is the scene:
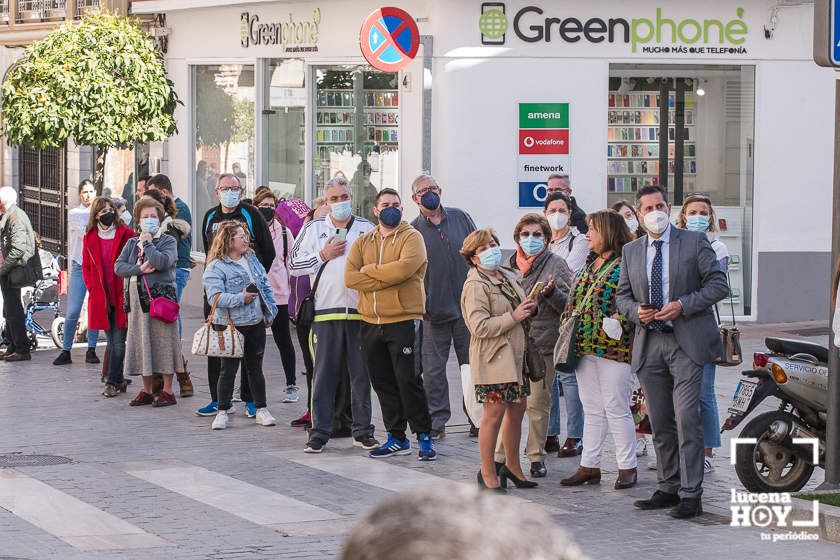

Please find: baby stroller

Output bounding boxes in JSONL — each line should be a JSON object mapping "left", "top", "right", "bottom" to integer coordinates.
{"left": 0, "top": 249, "right": 66, "bottom": 352}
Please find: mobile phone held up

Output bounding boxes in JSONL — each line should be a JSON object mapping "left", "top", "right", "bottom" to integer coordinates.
{"left": 332, "top": 228, "right": 348, "bottom": 244}
{"left": 245, "top": 283, "right": 259, "bottom": 295}
{"left": 528, "top": 281, "right": 544, "bottom": 300}
{"left": 639, "top": 303, "right": 658, "bottom": 310}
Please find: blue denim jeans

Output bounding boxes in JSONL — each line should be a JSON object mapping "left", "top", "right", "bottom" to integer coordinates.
{"left": 548, "top": 369, "right": 584, "bottom": 439}
{"left": 105, "top": 311, "right": 127, "bottom": 386}
{"left": 700, "top": 362, "right": 722, "bottom": 449}
{"left": 175, "top": 268, "right": 190, "bottom": 338}
{"left": 63, "top": 261, "right": 99, "bottom": 351}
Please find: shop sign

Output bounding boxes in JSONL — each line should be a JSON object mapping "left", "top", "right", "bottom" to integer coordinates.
{"left": 240, "top": 9, "right": 321, "bottom": 52}
{"left": 359, "top": 7, "right": 420, "bottom": 72}
{"left": 479, "top": 4, "right": 749, "bottom": 56}
{"left": 518, "top": 103, "right": 570, "bottom": 207}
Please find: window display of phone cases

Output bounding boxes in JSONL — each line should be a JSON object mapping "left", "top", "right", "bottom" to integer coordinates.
{"left": 607, "top": 90, "right": 696, "bottom": 195}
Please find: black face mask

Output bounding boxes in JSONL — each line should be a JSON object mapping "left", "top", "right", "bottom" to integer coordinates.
{"left": 258, "top": 207, "right": 276, "bottom": 223}
{"left": 98, "top": 212, "right": 116, "bottom": 227}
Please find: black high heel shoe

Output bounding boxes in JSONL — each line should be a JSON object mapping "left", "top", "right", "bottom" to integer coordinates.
{"left": 477, "top": 471, "right": 507, "bottom": 493}
{"left": 499, "top": 465, "right": 538, "bottom": 489}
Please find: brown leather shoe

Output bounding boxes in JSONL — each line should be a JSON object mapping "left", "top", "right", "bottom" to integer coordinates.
{"left": 557, "top": 438, "right": 583, "bottom": 458}
{"left": 130, "top": 391, "right": 155, "bottom": 406}
{"left": 153, "top": 391, "right": 177, "bottom": 407}
{"left": 614, "top": 467, "right": 638, "bottom": 489}
{"left": 560, "top": 466, "right": 601, "bottom": 486}
{"left": 176, "top": 372, "right": 194, "bottom": 398}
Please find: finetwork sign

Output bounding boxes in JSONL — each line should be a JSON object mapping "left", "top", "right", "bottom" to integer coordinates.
{"left": 518, "top": 102, "right": 570, "bottom": 207}
{"left": 479, "top": 4, "right": 749, "bottom": 54}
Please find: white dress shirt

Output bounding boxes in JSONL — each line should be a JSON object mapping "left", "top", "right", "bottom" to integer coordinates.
{"left": 645, "top": 224, "right": 671, "bottom": 306}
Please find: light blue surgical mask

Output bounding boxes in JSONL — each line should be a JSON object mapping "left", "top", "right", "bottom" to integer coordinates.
{"left": 219, "top": 189, "right": 241, "bottom": 208}
{"left": 519, "top": 235, "right": 545, "bottom": 257}
{"left": 139, "top": 217, "right": 160, "bottom": 234}
{"left": 686, "top": 215, "right": 710, "bottom": 232}
{"left": 331, "top": 200, "right": 352, "bottom": 221}
{"left": 478, "top": 246, "right": 503, "bottom": 270}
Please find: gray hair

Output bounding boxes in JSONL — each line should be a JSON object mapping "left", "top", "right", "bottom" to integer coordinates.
{"left": 325, "top": 176, "right": 350, "bottom": 191}
{"left": 411, "top": 172, "right": 437, "bottom": 194}
{"left": 215, "top": 173, "right": 241, "bottom": 189}
{"left": 0, "top": 186, "right": 18, "bottom": 207}
{"left": 547, "top": 172, "right": 570, "bottom": 182}
{"left": 340, "top": 484, "right": 588, "bottom": 560}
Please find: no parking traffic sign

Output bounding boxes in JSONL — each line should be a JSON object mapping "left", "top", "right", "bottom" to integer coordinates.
{"left": 359, "top": 7, "right": 420, "bottom": 72}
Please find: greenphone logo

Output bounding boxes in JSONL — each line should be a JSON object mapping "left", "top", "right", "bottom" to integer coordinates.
{"left": 482, "top": 5, "right": 749, "bottom": 54}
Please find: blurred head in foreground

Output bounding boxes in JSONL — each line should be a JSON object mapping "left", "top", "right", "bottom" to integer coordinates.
{"left": 340, "top": 484, "right": 587, "bottom": 560}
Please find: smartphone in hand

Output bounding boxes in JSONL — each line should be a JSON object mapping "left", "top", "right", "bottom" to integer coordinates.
{"left": 245, "top": 283, "right": 259, "bottom": 294}
{"left": 528, "top": 281, "right": 544, "bottom": 300}
{"left": 332, "top": 228, "right": 348, "bottom": 244}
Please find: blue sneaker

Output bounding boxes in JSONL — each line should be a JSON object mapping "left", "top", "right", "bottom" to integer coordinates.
{"left": 368, "top": 435, "right": 411, "bottom": 458}
{"left": 245, "top": 402, "right": 257, "bottom": 418}
{"left": 418, "top": 433, "right": 437, "bottom": 461}
{"left": 195, "top": 401, "right": 218, "bottom": 416}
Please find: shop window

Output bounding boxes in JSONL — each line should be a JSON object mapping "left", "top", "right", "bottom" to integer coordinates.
{"left": 607, "top": 65, "right": 755, "bottom": 316}
{"left": 192, "top": 64, "right": 256, "bottom": 245}
{"left": 314, "top": 66, "right": 399, "bottom": 222}
{"left": 263, "top": 59, "right": 306, "bottom": 201}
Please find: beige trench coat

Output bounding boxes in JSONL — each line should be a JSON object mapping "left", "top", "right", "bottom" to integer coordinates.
{"left": 460, "top": 266, "right": 526, "bottom": 386}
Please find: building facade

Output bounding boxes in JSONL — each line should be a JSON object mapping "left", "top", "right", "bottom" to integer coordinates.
{"left": 130, "top": 0, "right": 834, "bottom": 323}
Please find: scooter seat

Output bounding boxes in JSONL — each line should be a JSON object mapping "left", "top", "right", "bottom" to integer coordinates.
{"left": 765, "top": 337, "right": 828, "bottom": 364}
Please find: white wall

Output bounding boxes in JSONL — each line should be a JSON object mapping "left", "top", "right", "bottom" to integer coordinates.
{"left": 752, "top": 61, "right": 836, "bottom": 254}
{"left": 431, "top": 57, "right": 609, "bottom": 246}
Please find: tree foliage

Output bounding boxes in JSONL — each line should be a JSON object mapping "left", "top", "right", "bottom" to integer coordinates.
{"left": 1, "top": 11, "right": 180, "bottom": 151}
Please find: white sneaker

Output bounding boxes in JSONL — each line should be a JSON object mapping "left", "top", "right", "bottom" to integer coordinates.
{"left": 647, "top": 449, "right": 658, "bottom": 471}
{"left": 704, "top": 454, "right": 716, "bottom": 474}
{"left": 283, "top": 385, "right": 300, "bottom": 403}
{"left": 212, "top": 410, "right": 229, "bottom": 430}
{"left": 255, "top": 408, "right": 276, "bottom": 426}
{"left": 635, "top": 437, "right": 648, "bottom": 457}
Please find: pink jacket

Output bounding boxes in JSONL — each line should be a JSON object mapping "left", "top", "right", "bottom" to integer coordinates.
{"left": 267, "top": 220, "right": 294, "bottom": 306}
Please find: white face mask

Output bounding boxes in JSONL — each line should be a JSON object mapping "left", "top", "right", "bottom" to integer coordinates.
{"left": 643, "top": 210, "right": 670, "bottom": 234}
{"left": 547, "top": 212, "right": 569, "bottom": 231}
{"left": 624, "top": 215, "right": 639, "bottom": 232}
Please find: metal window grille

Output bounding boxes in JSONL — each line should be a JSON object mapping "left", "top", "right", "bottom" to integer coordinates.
{"left": 18, "top": 146, "right": 67, "bottom": 256}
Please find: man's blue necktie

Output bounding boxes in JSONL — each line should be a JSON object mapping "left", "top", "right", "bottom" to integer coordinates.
{"left": 649, "top": 239, "right": 666, "bottom": 331}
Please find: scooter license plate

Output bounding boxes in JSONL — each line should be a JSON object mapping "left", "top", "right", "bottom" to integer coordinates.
{"left": 729, "top": 380, "right": 758, "bottom": 414}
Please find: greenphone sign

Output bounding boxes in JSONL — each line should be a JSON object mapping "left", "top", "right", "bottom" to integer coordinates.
{"left": 479, "top": 5, "right": 749, "bottom": 54}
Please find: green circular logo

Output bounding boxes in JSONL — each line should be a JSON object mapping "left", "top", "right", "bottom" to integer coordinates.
{"left": 479, "top": 9, "right": 508, "bottom": 40}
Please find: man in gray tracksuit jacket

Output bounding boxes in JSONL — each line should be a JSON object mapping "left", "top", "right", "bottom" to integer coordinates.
{"left": 289, "top": 177, "right": 378, "bottom": 453}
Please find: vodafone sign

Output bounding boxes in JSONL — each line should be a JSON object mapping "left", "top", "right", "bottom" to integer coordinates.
{"left": 519, "top": 129, "right": 569, "bottom": 155}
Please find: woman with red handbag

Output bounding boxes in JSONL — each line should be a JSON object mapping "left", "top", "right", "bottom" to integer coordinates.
{"left": 82, "top": 197, "right": 136, "bottom": 398}
{"left": 115, "top": 198, "right": 185, "bottom": 407}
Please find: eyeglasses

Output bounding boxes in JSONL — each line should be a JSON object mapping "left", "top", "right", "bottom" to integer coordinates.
{"left": 683, "top": 192, "right": 711, "bottom": 202}
{"left": 414, "top": 185, "right": 440, "bottom": 196}
{"left": 219, "top": 186, "right": 242, "bottom": 193}
{"left": 257, "top": 203, "right": 275, "bottom": 209}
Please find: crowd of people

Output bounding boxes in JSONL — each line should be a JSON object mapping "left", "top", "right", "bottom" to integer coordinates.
{"left": 0, "top": 169, "right": 730, "bottom": 519}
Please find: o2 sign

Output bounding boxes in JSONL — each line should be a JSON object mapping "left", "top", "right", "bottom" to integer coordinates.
{"left": 519, "top": 181, "right": 549, "bottom": 207}
{"left": 359, "top": 7, "right": 420, "bottom": 72}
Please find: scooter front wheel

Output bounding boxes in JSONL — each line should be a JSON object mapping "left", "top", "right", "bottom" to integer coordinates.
{"left": 734, "top": 410, "right": 815, "bottom": 493}
{"left": 50, "top": 317, "right": 65, "bottom": 349}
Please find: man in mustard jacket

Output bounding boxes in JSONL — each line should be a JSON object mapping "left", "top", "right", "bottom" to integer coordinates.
{"left": 345, "top": 188, "right": 436, "bottom": 461}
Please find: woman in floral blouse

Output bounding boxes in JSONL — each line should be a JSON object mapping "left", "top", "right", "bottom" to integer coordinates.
{"left": 559, "top": 210, "right": 638, "bottom": 490}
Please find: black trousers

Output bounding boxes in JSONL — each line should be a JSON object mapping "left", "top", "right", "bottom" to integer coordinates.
{"left": 270, "top": 305, "right": 296, "bottom": 386}
{"left": 0, "top": 274, "right": 27, "bottom": 354}
{"left": 360, "top": 320, "right": 432, "bottom": 440}
{"left": 296, "top": 321, "right": 313, "bottom": 412}
{"left": 204, "top": 297, "right": 251, "bottom": 403}
{"left": 218, "top": 323, "right": 267, "bottom": 410}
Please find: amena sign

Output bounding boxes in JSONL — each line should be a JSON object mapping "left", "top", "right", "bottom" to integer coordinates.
{"left": 479, "top": 4, "right": 749, "bottom": 55}
{"left": 241, "top": 8, "right": 321, "bottom": 52}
